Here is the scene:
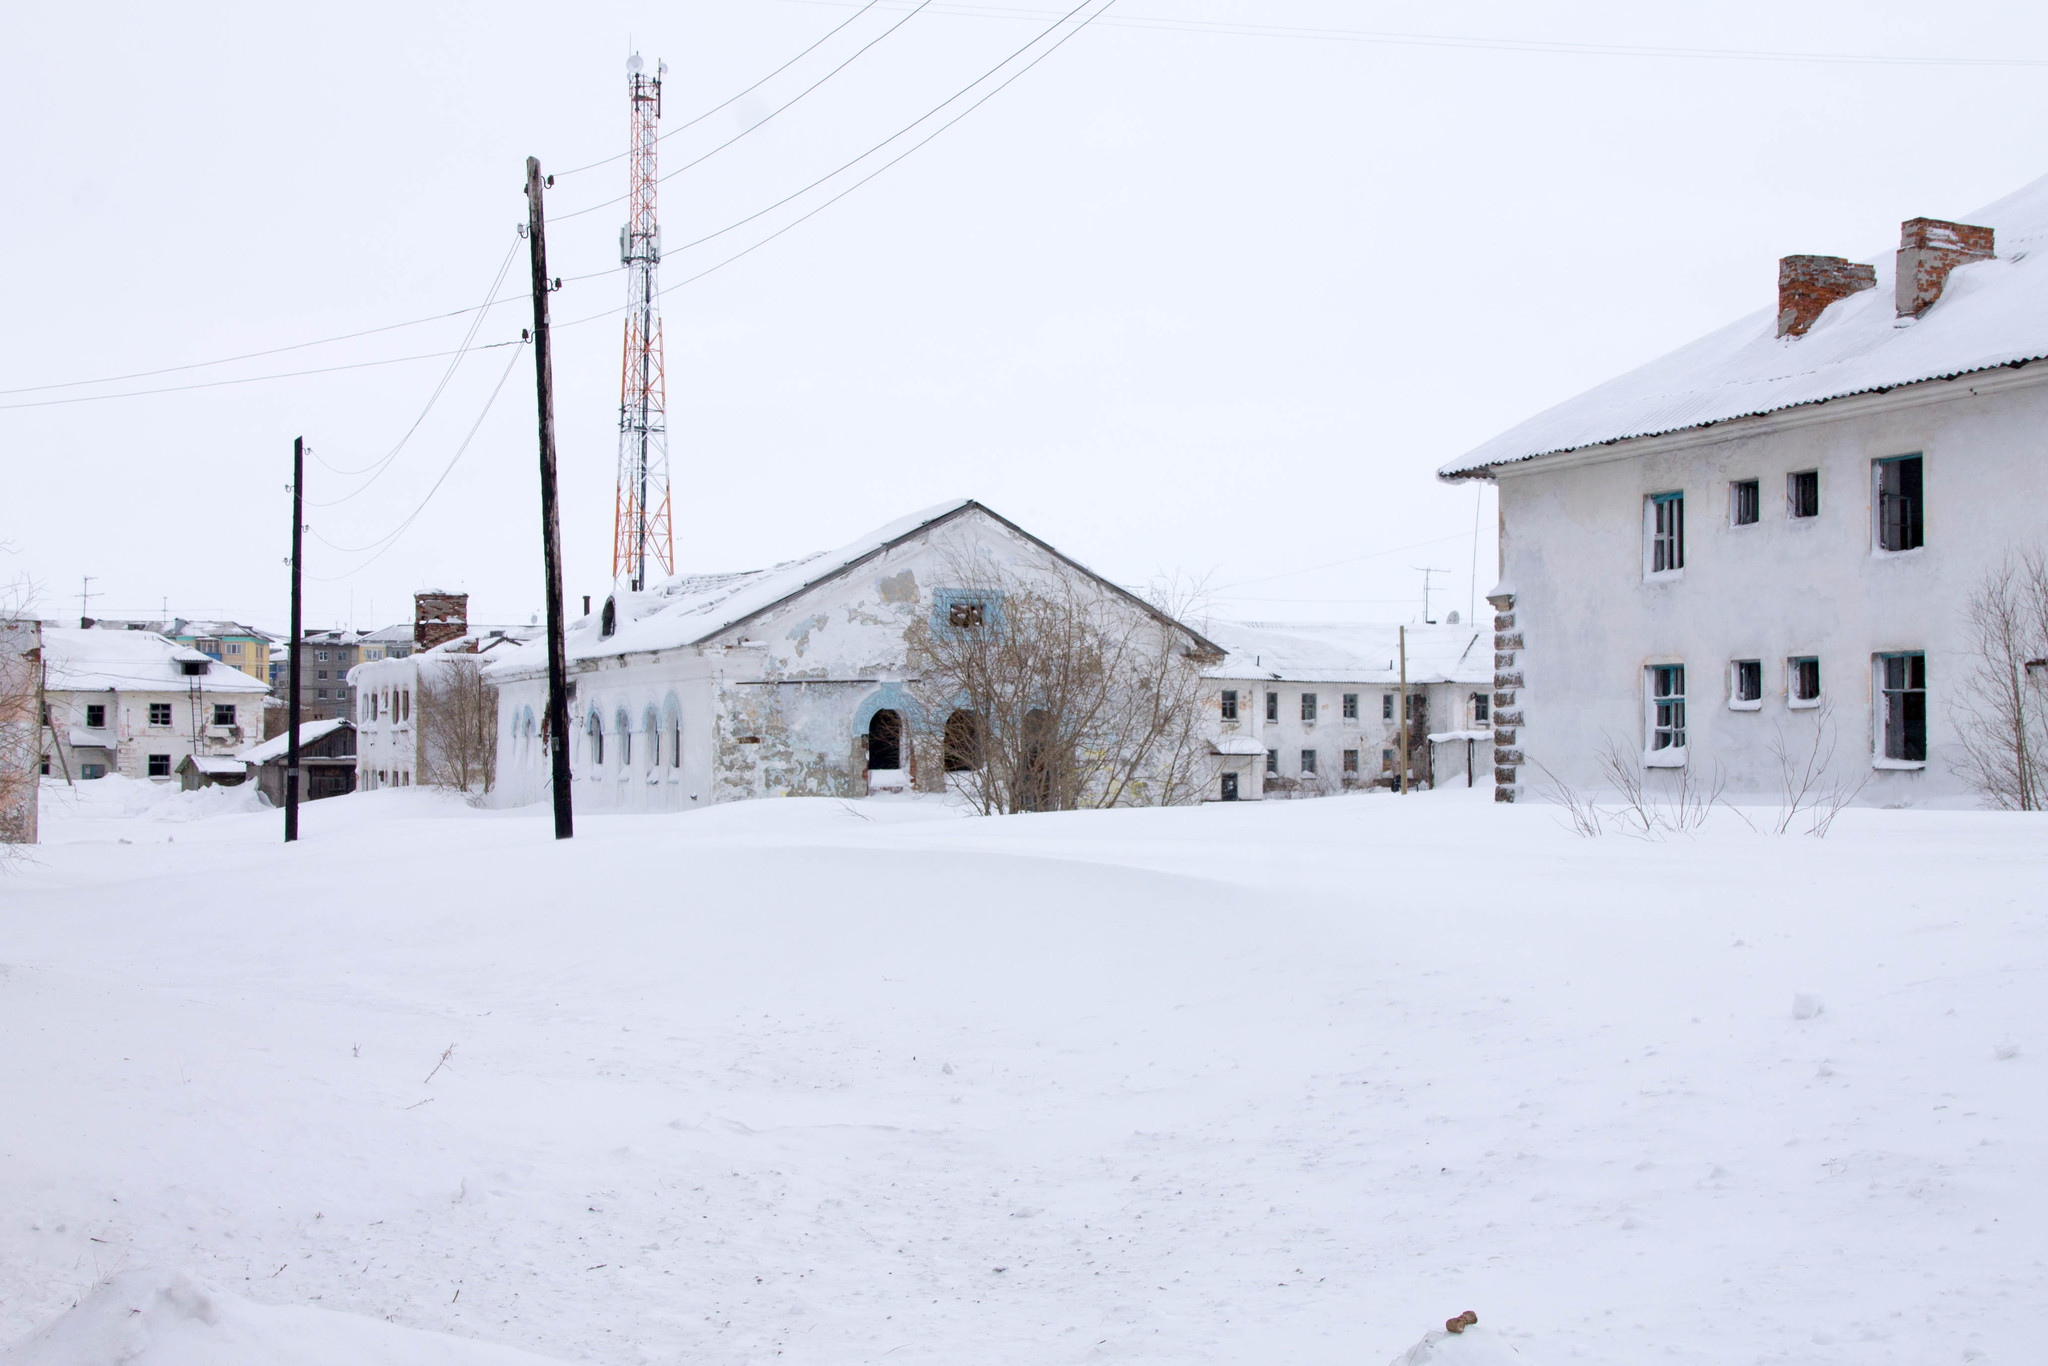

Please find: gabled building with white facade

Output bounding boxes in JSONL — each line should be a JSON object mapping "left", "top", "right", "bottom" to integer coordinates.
{"left": 1442, "top": 172, "right": 2048, "bottom": 805}
{"left": 483, "top": 500, "right": 1223, "bottom": 811}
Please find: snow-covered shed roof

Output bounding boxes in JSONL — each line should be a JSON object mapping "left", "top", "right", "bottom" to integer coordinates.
{"left": 1441, "top": 171, "right": 2048, "bottom": 479}
{"left": 1204, "top": 620, "right": 1490, "bottom": 686}
{"left": 41, "top": 627, "right": 272, "bottom": 694}
{"left": 487, "top": 500, "right": 1222, "bottom": 679}
{"left": 239, "top": 718, "right": 349, "bottom": 765}
{"left": 179, "top": 754, "right": 249, "bottom": 777}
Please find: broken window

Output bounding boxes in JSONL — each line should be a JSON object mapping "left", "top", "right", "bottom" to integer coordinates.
{"left": 1732, "top": 660, "right": 1762, "bottom": 707}
{"left": 1381, "top": 748, "right": 1395, "bottom": 770}
{"left": 943, "top": 710, "right": 982, "bottom": 772}
{"left": 1647, "top": 664, "right": 1686, "bottom": 756}
{"left": 1300, "top": 749, "right": 1317, "bottom": 774}
{"left": 1731, "top": 479, "right": 1760, "bottom": 526}
{"left": 149, "top": 703, "right": 171, "bottom": 727}
{"left": 84, "top": 704, "right": 106, "bottom": 728}
{"left": 1647, "top": 492, "right": 1685, "bottom": 574}
{"left": 868, "top": 709, "right": 903, "bottom": 771}
{"left": 1789, "top": 470, "right": 1819, "bottom": 519}
{"left": 1472, "top": 692, "right": 1490, "bottom": 724}
{"left": 1219, "top": 690, "right": 1238, "bottom": 721}
{"left": 1220, "top": 773, "right": 1238, "bottom": 801}
{"left": 1342, "top": 749, "right": 1359, "bottom": 773}
{"left": 213, "top": 704, "right": 236, "bottom": 727}
{"left": 1301, "top": 693, "right": 1317, "bottom": 722}
{"left": 1790, "top": 657, "right": 1821, "bottom": 706}
{"left": 1876, "top": 456, "right": 1923, "bottom": 552}
{"left": 147, "top": 754, "right": 170, "bottom": 778}
{"left": 1265, "top": 691, "right": 1278, "bottom": 722}
{"left": 947, "top": 600, "right": 985, "bottom": 630}
{"left": 1879, "top": 653, "right": 1926, "bottom": 762}
{"left": 1382, "top": 694, "right": 1394, "bottom": 721}
{"left": 1342, "top": 693, "right": 1358, "bottom": 720}
{"left": 1265, "top": 749, "right": 1278, "bottom": 775}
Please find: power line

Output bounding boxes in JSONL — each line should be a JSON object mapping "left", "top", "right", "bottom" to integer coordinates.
{"left": 550, "top": 0, "right": 890, "bottom": 179}
{"left": 308, "top": 240, "right": 521, "bottom": 500}
{"left": 552, "top": 0, "right": 938, "bottom": 224}
{"left": 0, "top": 337, "right": 525, "bottom": 412}
{"left": 557, "top": 0, "right": 1115, "bottom": 329}
{"left": 309, "top": 341, "right": 527, "bottom": 579}
{"left": 781, "top": 0, "right": 2048, "bottom": 67}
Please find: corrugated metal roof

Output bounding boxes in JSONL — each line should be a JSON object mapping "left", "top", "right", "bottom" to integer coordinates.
{"left": 1441, "top": 171, "right": 2048, "bottom": 479}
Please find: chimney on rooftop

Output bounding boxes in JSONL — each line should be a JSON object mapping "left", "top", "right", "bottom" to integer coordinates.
{"left": 1896, "top": 217, "right": 1994, "bottom": 318}
{"left": 1778, "top": 255, "right": 1877, "bottom": 338}
{"left": 413, "top": 590, "right": 468, "bottom": 651}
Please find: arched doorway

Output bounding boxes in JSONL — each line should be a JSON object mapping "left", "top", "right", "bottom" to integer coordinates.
{"left": 943, "top": 710, "right": 981, "bottom": 772}
{"left": 868, "top": 709, "right": 903, "bottom": 772}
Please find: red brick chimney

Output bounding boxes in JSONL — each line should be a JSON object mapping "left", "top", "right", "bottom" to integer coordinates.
{"left": 1777, "top": 255, "right": 1877, "bottom": 338}
{"left": 414, "top": 590, "right": 469, "bottom": 651}
{"left": 1896, "top": 217, "right": 1994, "bottom": 318}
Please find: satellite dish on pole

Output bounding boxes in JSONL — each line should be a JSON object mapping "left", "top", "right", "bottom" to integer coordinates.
{"left": 627, "top": 52, "right": 643, "bottom": 74}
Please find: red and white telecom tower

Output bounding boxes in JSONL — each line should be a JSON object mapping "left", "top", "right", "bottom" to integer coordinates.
{"left": 614, "top": 51, "right": 674, "bottom": 591}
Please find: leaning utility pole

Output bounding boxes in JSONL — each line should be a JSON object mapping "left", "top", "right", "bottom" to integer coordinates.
{"left": 526, "top": 156, "right": 574, "bottom": 840}
{"left": 285, "top": 435, "right": 304, "bottom": 842}
{"left": 1397, "top": 624, "right": 1409, "bottom": 795}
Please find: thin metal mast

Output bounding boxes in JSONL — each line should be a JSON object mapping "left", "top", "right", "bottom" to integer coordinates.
{"left": 613, "top": 51, "right": 674, "bottom": 592}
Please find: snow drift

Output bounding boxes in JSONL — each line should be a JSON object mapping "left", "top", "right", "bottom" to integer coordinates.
{"left": 0, "top": 1270, "right": 569, "bottom": 1366}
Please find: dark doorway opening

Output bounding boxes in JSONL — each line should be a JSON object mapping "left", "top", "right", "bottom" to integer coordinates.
{"left": 868, "top": 709, "right": 903, "bottom": 770}
{"left": 943, "top": 710, "right": 982, "bottom": 772}
{"left": 1220, "top": 772, "right": 1238, "bottom": 802}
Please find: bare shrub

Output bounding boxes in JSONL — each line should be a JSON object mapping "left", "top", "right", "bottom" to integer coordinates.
{"left": 1950, "top": 550, "right": 2048, "bottom": 810}
{"left": 1529, "top": 756, "right": 1602, "bottom": 837}
{"left": 906, "top": 553, "right": 1219, "bottom": 814}
{"left": 1766, "top": 700, "right": 1868, "bottom": 837}
{"left": 417, "top": 656, "right": 498, "bottom": 796}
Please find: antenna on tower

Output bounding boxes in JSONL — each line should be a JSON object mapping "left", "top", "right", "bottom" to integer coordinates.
{"left": 613, "top": 50, "right": 674, "bottom": 592}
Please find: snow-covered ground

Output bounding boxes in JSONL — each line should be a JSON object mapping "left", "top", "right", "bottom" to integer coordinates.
{"left": 2, "top": 777, "right": 2043, "bottom": 1365}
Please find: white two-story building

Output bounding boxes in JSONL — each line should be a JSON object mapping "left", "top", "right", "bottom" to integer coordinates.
{"left": 1442, "top": 172, "right": 2048, "bottom": 805}
{"left": 39, "top": 625, "right": 271, "bottom": 782}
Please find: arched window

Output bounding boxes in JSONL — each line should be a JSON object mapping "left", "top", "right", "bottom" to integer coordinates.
{"left": 615, "top": 708, "right": 632, "bottom": 768}
{"left": 600, "top": 597, "right": 617, "bottom": 638}
{"left": 668, "top": 708, "right": 681, "bottom": 769}
{"left": 642, "top": 708, "right": 660, "bottom": 771}
{"left": 587, "top": 710, "right": 604, "bottom": 768}
{"left": 943, "top": 710, "right": 982, "bottom": 772}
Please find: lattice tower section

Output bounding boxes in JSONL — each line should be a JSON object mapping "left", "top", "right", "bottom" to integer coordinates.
{"left": 614, "top": 52, "right": 673, "bottom": 590}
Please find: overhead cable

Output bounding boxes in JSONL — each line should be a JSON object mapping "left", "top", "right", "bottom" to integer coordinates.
{"left": 552, "top": 0, "right": 936, "bottom": 223}
{"left": 550, "top": 0, "right": 889, "bottom": 179}
{"left": 308, "top": 240, "right": 521, "bottom": 497}
{"left": 556, "top": 0, "right": 1114, "bottom": 328}
{"left": 309, "top": 342, "right": 528, "bottom": 578}
{"left": 780, "top": 0, "right": 2048, "bottom": 66}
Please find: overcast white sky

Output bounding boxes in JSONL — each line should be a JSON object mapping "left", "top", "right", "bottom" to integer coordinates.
{"left": 6, "top": 1, "right": 2048, "bottom": 635}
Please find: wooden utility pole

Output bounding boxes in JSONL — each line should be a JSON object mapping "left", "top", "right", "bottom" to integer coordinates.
{"left": 526, "top": 156, "right": 574, "bottom": 840}
{"left": 285, "top": 435, "right": 304, "bottom": 842}
{"left": 1397, "top": 624, "right": 1409, "bottom": 794}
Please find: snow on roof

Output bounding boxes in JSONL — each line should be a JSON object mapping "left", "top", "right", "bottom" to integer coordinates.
{"left": 239, "top": 718, "right": 348, "bottom": 765}
{"left": 180, "top": 754, "right": 249, "bottom": 776}
{"left": 41, "top": 627, "right": 272, "bottom": 694}
{"left": 1441, "top": 171, "right": 2048, "bottom": 478}
{"left": 1211, "top": 735, "right": 1267, "bottom": 756}
{"left": 1204, "top": 620, "right": 1491, "bottom": 686}
{"left": 485, "top": 501, "right": 986, "bottom": 679}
